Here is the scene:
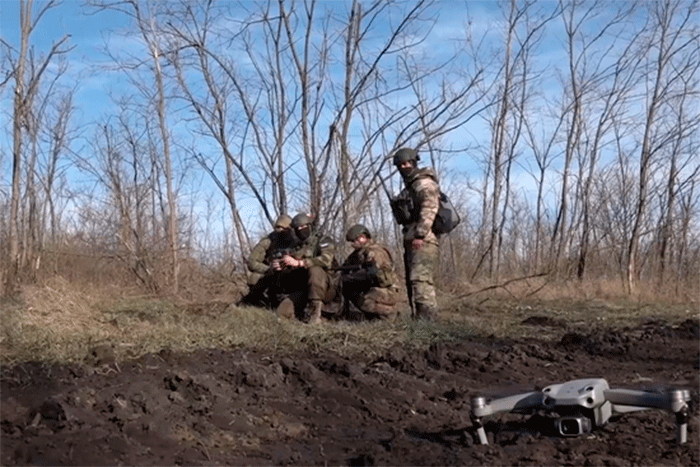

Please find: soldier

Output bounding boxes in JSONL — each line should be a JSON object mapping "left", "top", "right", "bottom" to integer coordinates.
{"left": 274, "top": 213, "right": 338, "bottom": 324}
{"left": 240, "top": 214, "right": 298, "bottom": 307}
{"left": 391, "top": 147, "right": 440, "bottom": 320}
{"left": 339, "top": 224, "right": 399, "bottom": 321}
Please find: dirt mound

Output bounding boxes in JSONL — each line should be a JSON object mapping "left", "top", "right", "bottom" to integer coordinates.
{"left": 2, "top": 318, "right": 698, "bottom": 466}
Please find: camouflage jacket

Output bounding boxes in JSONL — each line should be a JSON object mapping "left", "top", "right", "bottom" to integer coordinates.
{"left": 401, "top": 167, "right": 440, "bottom": 244}
{"left": 290, "top": 231, "right": 337, "bottom": 270}
{"left": 247, "top": 230, "right": 298, "bottom": 275}
{"left": 341, "top": 240, "right": 397, "bottom": 288}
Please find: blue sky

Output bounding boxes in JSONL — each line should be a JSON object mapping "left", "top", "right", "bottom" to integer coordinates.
{"left": 1, "top": 1, "right": 505, "bottom": 233}
{"left": 1, "top": 1, "right": 503, "bottom": 145}
{"left": 3, "top": 1, "right": 671, "bottom": 244}
{"left": 1, "top": 0, "right": 129, "bottom": 121}
{"left": 0, "top": 0, "right": 493, "bottom": 126}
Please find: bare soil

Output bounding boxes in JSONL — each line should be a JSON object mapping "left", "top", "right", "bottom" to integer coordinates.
{"left": 1, "top": 306, "right": 698, "bottom": 466}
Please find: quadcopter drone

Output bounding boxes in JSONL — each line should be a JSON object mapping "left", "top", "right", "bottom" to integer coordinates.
{"left": 470, "top": 378, "right": 691, "bottom": 445}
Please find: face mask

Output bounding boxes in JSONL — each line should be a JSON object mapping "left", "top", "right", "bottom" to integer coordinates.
{"left": 398, "top": 162, "right": 415, "bottom": 179}
{"left": 279, "top": 229, "right": 295, "bottom": 242}
{"left": 295, "top": 226, "right": 311, "bottom": 240}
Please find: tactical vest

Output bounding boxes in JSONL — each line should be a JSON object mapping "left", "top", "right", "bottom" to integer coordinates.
{"left": 389, "top": 168, "right": 460, "bottom": 235}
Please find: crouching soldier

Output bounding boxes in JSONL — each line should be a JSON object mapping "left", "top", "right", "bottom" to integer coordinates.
{"left": 340, "top": 224, "right": 399, "bottom": 321}
{"left": 274, "top": 213, "right": 339, "bottom": 324}
{"left": 240, "top": 214, "right": 298, "bottom": 307}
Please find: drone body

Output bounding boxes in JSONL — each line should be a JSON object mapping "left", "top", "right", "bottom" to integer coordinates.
{"left": 470, "top": 378, "right": 690, "bottom": 445}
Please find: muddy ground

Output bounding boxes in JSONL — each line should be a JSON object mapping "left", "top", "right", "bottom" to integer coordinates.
{"left": 1, "top": 309, "right": 698, "bottom": 466}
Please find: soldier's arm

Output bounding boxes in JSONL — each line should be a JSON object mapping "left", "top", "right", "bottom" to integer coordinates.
{"left": 303, "top": 236, "right": 336, "bottom": 270}
{"left": 368, "top": 247, "right": 394, "bottom": 287}
{"left": 414, "top": 177, "right": 440, "bottom": 238}
{"left": 247, "top": 237, "right": 272, "bottom": 274}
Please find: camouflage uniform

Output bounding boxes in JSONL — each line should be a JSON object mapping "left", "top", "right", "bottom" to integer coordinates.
{"left": 341, "top": 239, "right": 399, "bottom": 320}
{"left": 277, "top": 228, "right": 339, "bottom": 322}
{"left": 241, "top": 216, "right": 297, "bottom": 307}
{"left": 399, "top": 166, "right": 441, "bottom": 319}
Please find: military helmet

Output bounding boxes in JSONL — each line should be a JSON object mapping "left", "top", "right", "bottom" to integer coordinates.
{"left": 346, "top": 224, "right": 371, "bottom": 242}
{"left": 274, "top": 214, "right": 292, "bottom": 229}
{"left": 291, "top": 213, "right": 313, "bottom": 229}
{"left": 392, "top": 147, "right": 419, "bottom": 166}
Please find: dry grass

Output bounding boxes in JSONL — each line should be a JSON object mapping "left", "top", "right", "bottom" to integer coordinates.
{"left": 1, "top": 276, "right": 697, "bottom": 366}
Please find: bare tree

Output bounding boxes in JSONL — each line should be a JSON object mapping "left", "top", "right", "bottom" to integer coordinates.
{"left": 653, "top": 81, "right": 700, "bottom": 287}
{"left": 625, "top": 0, "right": 700, "bottom": 293}
{"left": 554, "top": 0, "right": 638, "bottom": 279}
{"left": 2, "top": 0, "right": 72, "bottom": 296}
{"left": 474, "top": 0, "right": 559, "bottom": 280}
{"left": 165, "top": 0, "right": 268, "bottom": 267}
{"left": 88, "top": 0, "right": 181, "bottom": 294}
{"left": 164, "top": 0, "right": 487, "bottom": 244}
{"left": 73, "top": 115, "right": 162, "bottom": 291}
{"left": 40, "top": 89, "right": 77, "bottom": 246}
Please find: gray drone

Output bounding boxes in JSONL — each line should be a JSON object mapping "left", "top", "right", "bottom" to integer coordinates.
{"left": 470, "top": 378, "right": 691, "bottom": 445}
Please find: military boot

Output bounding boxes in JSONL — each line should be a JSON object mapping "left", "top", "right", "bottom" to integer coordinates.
{"left": 415, "top": 303, "right": 437, "bottom": 321}
{"left": 306, "top": 300, "right": 324, "bottom": 325}
{"left": 276, "top": 297, "right": 295, "bottom": 320}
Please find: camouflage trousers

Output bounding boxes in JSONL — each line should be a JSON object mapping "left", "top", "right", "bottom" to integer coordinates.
{"left": 343, "top": 284, "right": 399, "bottom": 320}
{"left": 403, "top": 239, "right": 439, "bottom": 317}
{"left": 246, "top": 272, "right": 264, "bottom": 288}
{"left": 306, "top": 266, "right": 338, "bottom": 303}
{"left": 275, "top": 265, "right": 338, "bottom": 313}
{"left": 241, "top": 266, "right": 337, "bottom": 311}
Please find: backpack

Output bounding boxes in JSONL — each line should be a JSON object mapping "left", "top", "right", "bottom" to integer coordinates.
{"left": 390, "top": 188, "right": 461, "bottom": 235}
{"left": 433, "top": 191, "right": 461, "bottom": 234}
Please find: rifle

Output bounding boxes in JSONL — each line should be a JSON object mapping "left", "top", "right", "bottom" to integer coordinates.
{"left": 335, "top": 264, "right": 379, "bottom": 285}
{"left": 333, "top": 264, "right": 363, "bottom": 273}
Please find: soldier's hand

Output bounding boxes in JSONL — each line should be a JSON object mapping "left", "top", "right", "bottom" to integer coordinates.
{"left": 281, "top": 255, "right": 304, "bottom": 268}
{"left": 412, "top": 238, "right": 424, "bottom": 250}
{"left": 271, "top": 259, "right": 283, "bottom": 271}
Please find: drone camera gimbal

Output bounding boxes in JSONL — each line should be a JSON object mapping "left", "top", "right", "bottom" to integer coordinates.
{"left": 470, "top": 378, "right": 691, "bottom": 445}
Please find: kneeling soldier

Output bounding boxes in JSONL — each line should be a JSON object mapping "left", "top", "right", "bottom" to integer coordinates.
{"left": 340, "top": 224, "right": 399, "bottom": 320}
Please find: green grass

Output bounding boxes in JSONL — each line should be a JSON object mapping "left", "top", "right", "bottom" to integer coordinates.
{"left": 1, "top": 279, "right": 696, "bottom": 366}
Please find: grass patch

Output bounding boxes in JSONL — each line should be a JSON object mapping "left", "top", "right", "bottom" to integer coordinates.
{"left": 1, "top": 278, "right": 697, "bottom": 366}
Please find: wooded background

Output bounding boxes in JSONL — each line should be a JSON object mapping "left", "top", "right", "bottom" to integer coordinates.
{"left": 2, "top": 0, "right": 698, "bottom": 299}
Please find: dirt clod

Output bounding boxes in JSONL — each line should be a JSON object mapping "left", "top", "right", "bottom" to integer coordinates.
{"left": 1, "top": 318, "right": 698, "bottom": 466}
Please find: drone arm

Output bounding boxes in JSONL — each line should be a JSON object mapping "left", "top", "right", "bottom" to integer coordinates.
{"left": 604, "top": 388, "right": 688, "bottom": 412}
{"left": 471, "top": 391, "right": 543, "bottom": 445}
{"left": 471, "top": 391, "right": 543, "bottom": 418}
{"left": 605, "top": 388, "right": 690, "bottom": 444}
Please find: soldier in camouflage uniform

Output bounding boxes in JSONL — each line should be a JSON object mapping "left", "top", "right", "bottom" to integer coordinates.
{"left": 340, "top": 224, "right": 399, "bottom": 321}
{"left": 240, "top": 214, "right": 298, "bottom": 307}
{"left": 391, "top": 147, "right": 440, "bottom": 320}
{"left": 274, "top": 213, "right": 339, "bottom": 324}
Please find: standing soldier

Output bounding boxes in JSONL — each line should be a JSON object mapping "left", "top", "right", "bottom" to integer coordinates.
{"left": 240, "top": 214, "right": 297, "bottom": 307}
{"left": 390, "top": 147, "right": 440, "bottom": 320}
{"left": 340, "top": 224, "right": 399, "bottom": 320}
{"left": 274, "top": 213, "right": 338, "bottom": 324}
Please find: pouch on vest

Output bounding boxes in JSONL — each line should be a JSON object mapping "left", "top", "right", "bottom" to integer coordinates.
{"left": 390, "top": 187, "right": 461, "bottom": 235}
{"left": 389, "top": 190, "right": 413, "bottom": 225}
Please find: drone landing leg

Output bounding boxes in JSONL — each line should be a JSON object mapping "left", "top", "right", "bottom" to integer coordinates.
{"left": 472, "top": 417, "right": 488, "bottom": 445}
{"left": 676, "top": 406, "right": 689, "bottom": 444}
